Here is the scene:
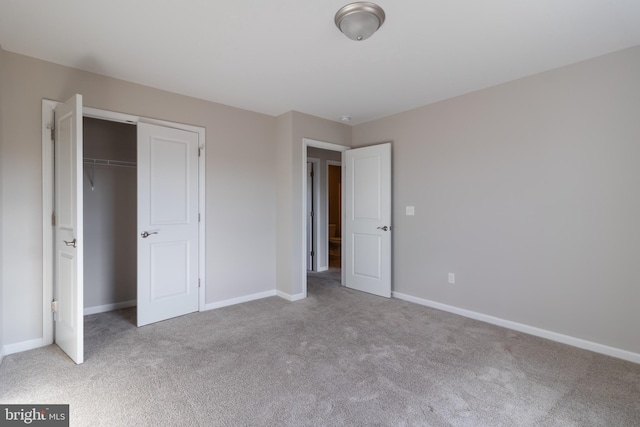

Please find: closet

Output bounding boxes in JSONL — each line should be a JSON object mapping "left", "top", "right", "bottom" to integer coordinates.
{"left": 83, "top": 117, "right": 137, "bottom": 315}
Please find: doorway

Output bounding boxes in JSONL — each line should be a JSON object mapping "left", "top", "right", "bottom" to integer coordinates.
{"left": 301, "top": 138, "right": 392, "bottom": 300}
{"left": 303, "top": 139, "right": 349, "bottom": 297}
{"left": 42, "top": 99, "right": 207, "bottom": 363}
{"left": 306, "top": 147, "right": 343, "bottom": 274}
{"left": 83, "top": 117, "right": 137, "bottom": 316}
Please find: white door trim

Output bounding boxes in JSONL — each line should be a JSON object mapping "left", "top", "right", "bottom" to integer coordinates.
{"left": 301, "top": 138, "right": 349, "bottom": 297}
{"left": 42, "top": 100, "right": 206, "bottom": 345}
{"left": 306, "top": 157, "right": 320, "bottom": 272}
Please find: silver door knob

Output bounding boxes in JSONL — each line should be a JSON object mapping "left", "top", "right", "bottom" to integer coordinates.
{"left": 141, "top": 231, "right": 158, "bottom": 238}
{"left": 377, "top": 226, "right": 389, "bottom": 231}
{"left": 64, "top": 238, "right": 77, "bottom": 248}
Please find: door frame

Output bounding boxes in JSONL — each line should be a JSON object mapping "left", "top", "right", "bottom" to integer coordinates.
{"left": 42, "top": 100, "right": 207, "bottom": 345}
{"left": 306, "top": 157, "right": 320, "bottom": 272}
{"left": 301, "top": 138, "right": 349, "bottom": 297}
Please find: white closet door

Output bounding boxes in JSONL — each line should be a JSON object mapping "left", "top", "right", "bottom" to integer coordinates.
{"left": 54, "top": 94, "right": 84, "bottom": 364}
{"left": 137, "top": 123, "right": 200, "bottom": 326}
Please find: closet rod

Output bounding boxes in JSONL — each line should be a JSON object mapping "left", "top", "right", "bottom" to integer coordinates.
{"left": 83, "top": 158, "right": 137, "bottom": 168}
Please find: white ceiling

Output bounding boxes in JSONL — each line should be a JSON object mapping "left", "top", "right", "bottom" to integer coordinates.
{"left": 1, "top": 1, "right": 640, "bottom": 125}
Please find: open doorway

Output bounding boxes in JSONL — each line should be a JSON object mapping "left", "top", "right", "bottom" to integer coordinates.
{"left": 306, "top": 147, "right": 342, "bottom": 274}
{"left": 301, "top": 138, "right": 392, "bottom": 300}
{"left": 304, "top": 140, "right": 349, "bottom": 294}
{"left": 83, "top": 117, "right": 137, "bottom": 318}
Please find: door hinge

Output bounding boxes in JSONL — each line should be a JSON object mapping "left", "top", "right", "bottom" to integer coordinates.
{"left": 310, "top": 211, "right": 314, "bottom": 218}
{"left": 198, "top": 213, "right": 201, "bottom": 222}
{"left": 50, "top": 126, "right": 55, "bottom": 141}
{"left": 51, "top": 212, "right": 56, "bottom": 226}
{"left": 198, "top": 147, "right": 202, "bottom": 157}
{"left": 310, "top": 251, "right": 314, "bottom": 257}
{"left": 51, "top": 300, "right": 58, "bottom": 313}
{"left": 198, "top": 278, "right": 201, "bottom": 288}
{"left": 311, "top": 170, "right": 315, "bottom": 178}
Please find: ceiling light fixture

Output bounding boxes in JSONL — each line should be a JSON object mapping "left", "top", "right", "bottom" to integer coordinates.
{"left": 340, "top": 116, "right": 352, "bottom": 122}
{"left": 335, "top": 2, "right": 386, "bottom": 41}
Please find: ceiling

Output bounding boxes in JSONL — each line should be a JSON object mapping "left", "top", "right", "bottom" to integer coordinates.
{"left": 1, "top": 1, "right": 640, "bottom": 125}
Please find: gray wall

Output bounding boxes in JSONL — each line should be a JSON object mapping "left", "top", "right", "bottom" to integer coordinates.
{"left": 353, "top": 46, "right": 640, "bottom": 354}
{"left": 276, "top": 111, "right": 351, "bottom": 297}
{"left": 1, "top": 51, "right": 277, "bottom": 347}
{"left": 0, "top": 45, "right": 5, "bottom": 362}
{"left": 83, "top": 118, "right": 137, "bottom": 310}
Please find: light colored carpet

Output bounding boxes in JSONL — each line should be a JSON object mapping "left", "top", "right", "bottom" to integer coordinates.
{"left": 1, "top": 273, "right": 639, "bottom": 426}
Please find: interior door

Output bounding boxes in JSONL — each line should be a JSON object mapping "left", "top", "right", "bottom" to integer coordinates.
{"left": 137, "top": 123, "right": 200, "bottom": 327}
{"left": 344, "top": 143, "right": 391, "bottom": 298}
{"left": 54, "top": 94, "right": 84, "bottom": 364}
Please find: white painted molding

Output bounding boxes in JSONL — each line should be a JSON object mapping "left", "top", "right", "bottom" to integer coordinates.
{"left": 204, "top": 290, "right": 276, "bottom": 311}
{"left": 276, "top": 290, "right": 306, "bottom": 302}
{"left": 84, "top": 300, "right": 137, "bottom": 316}
{"left": 317, "top": 266, "right": 329, "bottom": 272}
{"left": 393, "top": 292, "right": 640, "bottom": 365}
{"left": 4, "top": 338, "right": 45, "bottom": 356}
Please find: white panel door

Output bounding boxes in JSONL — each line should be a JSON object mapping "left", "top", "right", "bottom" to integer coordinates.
{"left": 344, "top": 143, "right": 391, "bottom": 298}
{"left": 54, "top": 94, "right": 84, "bottom": 364}
{"left": 137, "top": 123, "right": 199, "bottom": 326}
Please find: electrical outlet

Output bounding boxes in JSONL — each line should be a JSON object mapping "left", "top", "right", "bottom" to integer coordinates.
{"left": 406, "top": 206, "right": 415, "bottom": 216}
{"left": 448, "top": 273, "right": 455, "bottom": 284}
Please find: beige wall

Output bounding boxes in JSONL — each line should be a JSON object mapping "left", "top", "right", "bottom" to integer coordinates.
{"left": 353, "top": 46, "right": 640, "bottom": 354}
{"left": 0, "top": 45, "right": 5, "bottom": 361}
{"left": 276, "top": 111, "right": 351, "bottom": 297}
{"left": 1, "top": 52, "right": 277, "bottom": 346}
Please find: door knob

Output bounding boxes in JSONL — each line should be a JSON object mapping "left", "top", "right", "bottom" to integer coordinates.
{"left": 377, "top": 226, "right": 389, "bottom": 232}
{"left": 141, "top": 231, "right": 158, "bottom": 238}
{"left": 64, "top": 238, "right": 77, "bottom": 248}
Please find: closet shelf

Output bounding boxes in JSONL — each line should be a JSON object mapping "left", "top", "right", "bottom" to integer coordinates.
{"left": 84, "top": 158, "right": 136, "bottom": 191}
{"left": 83, "top": 158, "right": 137, "bottom": 168}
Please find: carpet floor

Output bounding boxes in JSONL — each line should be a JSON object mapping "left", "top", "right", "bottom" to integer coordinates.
{"left": 1, "top": 271, "right": 639, "bottom": 426}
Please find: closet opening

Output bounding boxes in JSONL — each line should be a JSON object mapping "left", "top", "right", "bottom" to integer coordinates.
{"left": 83, "top": 117, "right": 137, "bottom": 320}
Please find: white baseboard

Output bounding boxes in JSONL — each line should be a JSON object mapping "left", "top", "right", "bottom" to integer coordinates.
{"left": 317, "top": 266, "right": 329, "bottom": 272}
{"left": 84, "top": 300, "right": 137, "bottom": 316}
{"left": 204, "top": 290, "right": 276, "bottom": 311}
{"left": 3, "top": 338, "right": 45, "bottom": 356}
{"left": 392, "top": 292, "right": 640, "bottom": 365}
{"left": 276, "top": 290, "right": 306, "bottom": 302}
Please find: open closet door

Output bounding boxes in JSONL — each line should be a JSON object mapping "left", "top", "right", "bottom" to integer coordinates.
{"left": 54, "top": 94, "right": 84, "bottom": 364}
{"left": 137, "top": 123, "right": 200, "bottom": 326}
{"left": 344, "top": 143, "right": 392, "bottom": 298}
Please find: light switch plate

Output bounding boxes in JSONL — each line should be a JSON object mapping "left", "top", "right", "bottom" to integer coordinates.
{"left": 406, "top": 206, "right": 415, "bottom": 216}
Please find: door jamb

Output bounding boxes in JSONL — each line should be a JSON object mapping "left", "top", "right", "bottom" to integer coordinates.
{"left": 301, "top": 138, "right": 349, "bottom": 298}
{"left": 306, "top": 157, "right": 320, "bottom": 272}
{"left": 42, "top": 100, "right": 207, "bottom": 344}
